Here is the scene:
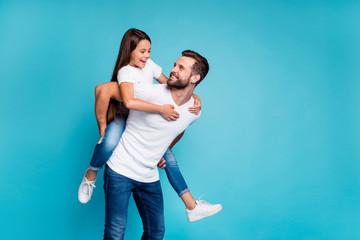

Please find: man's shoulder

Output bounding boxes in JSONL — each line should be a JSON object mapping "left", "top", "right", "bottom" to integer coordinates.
{"left": 188, "top": 98, "right": 201, "bottom": 120}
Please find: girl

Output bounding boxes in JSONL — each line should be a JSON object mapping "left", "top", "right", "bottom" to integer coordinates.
{"left": 78, "top": 28, "right": 222, "bottom": 222}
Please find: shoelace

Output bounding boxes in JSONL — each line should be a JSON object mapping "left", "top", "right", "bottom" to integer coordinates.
{"left": 82, "top": 179, "right": 96, "bottom": 196}
{"left": 196, "top": 200, "right": 211, "bottom": 206}
{"left": 196, "top": 195, "right": 211, "bottom": 206}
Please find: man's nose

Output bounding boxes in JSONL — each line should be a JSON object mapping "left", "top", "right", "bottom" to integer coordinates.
{"left": 171, "top": 66, "right": 178, "bottom": 72}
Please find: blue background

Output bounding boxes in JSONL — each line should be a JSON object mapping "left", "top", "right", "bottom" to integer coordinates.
{"left": 1, "top": 0, "right": 359, "bottom": 239}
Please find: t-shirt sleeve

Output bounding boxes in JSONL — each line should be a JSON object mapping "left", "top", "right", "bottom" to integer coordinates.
{"left": 190, "top": 111, "right": 201, "bottom": 125}
{"left": 117, "top": 67, "right": 136, "bottom": 84}
{"left": 147, "top": 59, "right": 162, "bottom": 79}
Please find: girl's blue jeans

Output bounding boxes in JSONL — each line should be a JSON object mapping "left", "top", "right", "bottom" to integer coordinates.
{"left": 89, "top": 116, "right": 190, "bottom": 197}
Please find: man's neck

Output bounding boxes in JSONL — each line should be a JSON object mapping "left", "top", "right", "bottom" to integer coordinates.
{"left": 170, "top": 86, "right": 194, "bottom": 106}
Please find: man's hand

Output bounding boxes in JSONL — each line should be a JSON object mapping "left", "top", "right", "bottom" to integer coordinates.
{"left": 98, "top": 136, "right": 104, "bottom": 144}
{"left": 157, "top": 158, "right": 166, "bottom": 170}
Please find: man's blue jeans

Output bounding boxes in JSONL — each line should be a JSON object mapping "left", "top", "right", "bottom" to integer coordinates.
{"left": 89, "top": 116, "right": 189, "bottom": 197}
{"left": 103, "top": 166, "right": 165, "bottom": 240}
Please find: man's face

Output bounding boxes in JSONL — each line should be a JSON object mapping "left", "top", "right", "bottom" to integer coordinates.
{"left": 167, "top": 56, "right": 196, "bottom": 89}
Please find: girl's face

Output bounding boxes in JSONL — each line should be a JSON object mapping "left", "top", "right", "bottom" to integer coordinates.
{"left": 129, "top": 39, "right": 151, "bottom": 68}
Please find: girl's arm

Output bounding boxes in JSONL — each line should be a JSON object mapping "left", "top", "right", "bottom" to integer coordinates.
{"left": 156, "top": 73, "right": 168, "bottom": 84}
{"left": 156, "top": 73, "right": 201, "bottom": 114}
{"left": 120, "top": 82, "right": 179, "bottom": 121}
{"left": 189, "top": 94, "right": 201, "bottom": 115}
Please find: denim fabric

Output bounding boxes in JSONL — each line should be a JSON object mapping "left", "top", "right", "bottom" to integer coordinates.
{"left": 163, "top": 149, "right": 190, "bottom": 196}
{"left": 103, "top": 166, "right": 165, "bottom": 240}
{"left": 89, "top": 116, "right": 126, "bottom": 170}
{"left": 88, "top": 116, "right": 189, "bottom": 196}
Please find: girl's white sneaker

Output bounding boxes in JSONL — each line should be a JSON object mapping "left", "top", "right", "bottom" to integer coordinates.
{"left": 186, "top": 199, "right": 222, "bottom": 222}
{"left": 78, "top": 176, "right": 96, "bottom": 204}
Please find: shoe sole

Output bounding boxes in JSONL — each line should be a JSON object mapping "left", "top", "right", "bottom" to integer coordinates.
{"left": 188, "top": 205, "right": 223, "bottom": 223}
{"left": 78, "top": 187, "right": 90, "bottom": 204}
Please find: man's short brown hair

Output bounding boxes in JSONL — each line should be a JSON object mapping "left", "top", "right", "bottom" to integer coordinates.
{"left": 182, "top": 50, "right": 209, "bottom": 86}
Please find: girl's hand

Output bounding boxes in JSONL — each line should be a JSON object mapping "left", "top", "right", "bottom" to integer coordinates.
{"left": 160, "top": 104, "right": 179, "bottom": 121}
{"left": 188, "top": 95, "right": 201, "bottom": 115}
{"left": 98, "top": 136, "right": 104, "bottom": 144}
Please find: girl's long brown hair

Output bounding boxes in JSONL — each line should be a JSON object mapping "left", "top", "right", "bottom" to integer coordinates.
{"left": 107, "top": 28, "right": 151, "bottom": 123}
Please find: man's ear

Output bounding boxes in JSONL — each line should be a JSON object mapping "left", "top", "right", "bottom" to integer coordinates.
{"left": 190, "top": 74, "right": 200, "bottom": 84}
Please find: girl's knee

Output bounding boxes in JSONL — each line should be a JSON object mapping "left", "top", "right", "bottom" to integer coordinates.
{"left": 101, "top": 138, "right": 118, "bottom": 152}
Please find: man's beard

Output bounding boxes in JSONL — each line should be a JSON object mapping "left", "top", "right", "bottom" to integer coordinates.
{"left": 167, "top": 75, "right": 190, "bottom": 90}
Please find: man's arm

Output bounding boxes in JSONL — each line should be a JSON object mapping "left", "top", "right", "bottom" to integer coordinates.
{"left": 169, "top": 131, "right": 185, "bottom": 149}
{"left": 95, "top": 82, "right": 122, "bottom": 141}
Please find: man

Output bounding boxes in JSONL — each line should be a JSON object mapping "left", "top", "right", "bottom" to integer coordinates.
{"left": 99, "top": 50, "right": 220, "bottom": 239}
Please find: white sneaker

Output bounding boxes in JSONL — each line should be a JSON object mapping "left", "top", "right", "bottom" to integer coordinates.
{"left": 78, "top": 175, "right": 96, "bottom": 204}
{"left": 186, "top": 199, "right": 223, "bottom": 222}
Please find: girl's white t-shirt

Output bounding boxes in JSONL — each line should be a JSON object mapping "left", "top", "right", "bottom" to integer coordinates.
{"left": 117, "top": 58, "right": 162, "bottom": 84}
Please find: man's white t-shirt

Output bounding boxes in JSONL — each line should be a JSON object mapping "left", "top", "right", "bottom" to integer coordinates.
{"left": 107, "top": 83, "right": 200, "bottom": 183}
